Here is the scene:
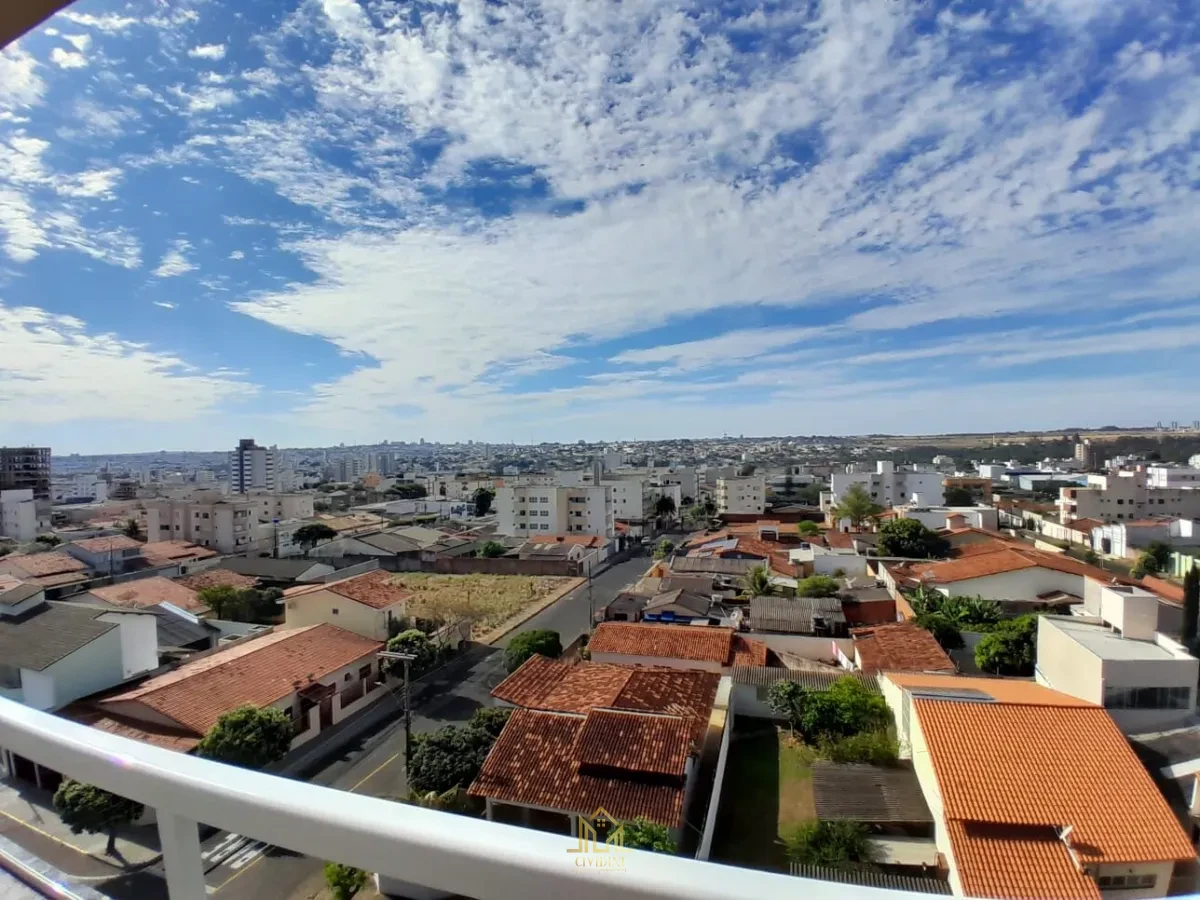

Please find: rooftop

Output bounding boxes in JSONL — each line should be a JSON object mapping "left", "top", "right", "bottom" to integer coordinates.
{"left": 810, "top": 761, "right": 932, "bottom": 824}
{"left": 71, "top": 535, "right": 143, "bottom": 554}
{"left": 1042, "top": 616, "right": 1179, "bottom": 661}
{"left": 284, "top": 569, "right": 411, "bottom": 610}
{"left": 178, "top": 568, "right": 259, "bottom": 592}
{"left": 98, "top": 624, "right": 381, "bottom": 736}
{"left": 87, "top": 576, "right": 206, "bottom": 615}
{"left": 0, "top": 601, "right": 124, "bottom": 671}
{"left": 851, "top": 623, "right": 955, "bottom": 674}
{"left": 729, "top": 666, "right": 880, "bottom": 692}
{"left": 139, "top": 540, "right": 218, "bottom": 566}
{"left": 0, "top": 551, "right": 89, "bottom": 578}
{"left": 884, "top": 673, "right": 1094, "bottom": 706}
{"left": 589, "top": 622, "right": 768, "bottom": 667}
{"left": 749, "top": 595, "right": 845, "bottom": 634}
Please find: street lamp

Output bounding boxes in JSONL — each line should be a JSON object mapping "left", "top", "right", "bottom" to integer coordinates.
{"left": 378, "top": 651, "right": 417, "bottom": 781}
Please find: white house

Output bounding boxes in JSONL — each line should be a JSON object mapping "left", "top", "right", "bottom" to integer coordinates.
{"left": 829, "top": 461, "right": 944, "bottom": 510}
{"left": 894, "top": 504, "right": 999, "bottom": 532}
{"left": 1092, "top": 518, "right": 1200, "bottom": 560}
{"left": 0, "top": 489, "right": 49, "bottom": 542}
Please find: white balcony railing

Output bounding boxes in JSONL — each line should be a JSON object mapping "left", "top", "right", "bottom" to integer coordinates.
{"left": 0, "top": 697, "right": 881, "bottom": 900}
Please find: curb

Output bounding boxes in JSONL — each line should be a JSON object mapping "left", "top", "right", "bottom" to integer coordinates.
{"left": 72, "top": 851, "right": 163, "bottom": 881}
{"left": 479, "top": 576, "right": 587, "bottom": 646}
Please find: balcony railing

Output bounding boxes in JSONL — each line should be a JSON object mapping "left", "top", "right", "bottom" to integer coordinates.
{"left": 0, "top": 697, "right": 868, "bottom": 900}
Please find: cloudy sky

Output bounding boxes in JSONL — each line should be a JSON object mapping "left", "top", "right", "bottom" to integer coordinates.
{"left": 1, "top": 0, "right": 1198, "bottom": 452}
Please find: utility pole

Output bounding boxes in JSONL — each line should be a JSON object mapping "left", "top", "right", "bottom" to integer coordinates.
{"left": 378, "top": 651, "right": 417, "bottom": 782}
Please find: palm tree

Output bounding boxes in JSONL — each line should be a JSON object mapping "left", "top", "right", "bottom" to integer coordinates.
{"left": 905, "top": 586, "right": 940, "bottom": 617}
{"left": 741, "top": 564, "right": 773, "bottom": 597}
{"left": 121, "top": 518, "right": 144, "bottom": 541}
{"left": 654, "top": 495, "right": 677, "bottom": 521}
{"left": 830, "top": 484, "right": 882, "bottom": 530}
{"left": 951, "top": 594, "right": 1001, "bottom": 629}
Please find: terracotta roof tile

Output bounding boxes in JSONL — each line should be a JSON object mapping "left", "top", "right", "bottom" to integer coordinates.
{"left": 72, "top": 535, "right": 143, "bottom": 553}
{"left": 915, "top": 700, "right": 1194, "bottom": 870}
{"left": 139, "top": 541, "right": 218, "bottom": 566}
{"left": 88, "top": 576, "right": 206, "bottom": 614}
{"left": 852, "top": 622, "right": 955, "bottom": 674}
{"left": 885, "top": 673, "right": 1093, "bottom": 706}
{"left": 731, "top": 635, "right": 770, "bottom": 667}
{"left": 468, "top": 709, "right": 687, "bottom": 826}
{"left": 178, "top": 568, "right": 259, "bottom": 592}
{"left": 0, "top": 551, "right": 89, "bottom": 577}
{"left": 590, "top": 622, "right": 733, "bottom": 663}
{"left": 324, "top": 569, "right": 412, "bottom": 610}
{"left": 575, "top": 709, "right": 691, "bottom": 776}
{"left": 948, "top": 821, "right": 1099, "bottom": 900}
{"left": 491, "top": 654, "right": 574, "bottom": 706}
{"left": 61, "top": 705, "right": 201, "bottom": 753}
{"left": 541, "top": 664, "right": 633, "bottom": 713}
{"left": 98, "top": 624, "right": 380, "bottom": 735}
{"left": 824, "top": 531, "right": 856, "bottom": 550}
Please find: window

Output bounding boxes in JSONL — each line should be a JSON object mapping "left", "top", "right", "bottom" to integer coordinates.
{"left": 345, "top": 673, "right": 353, "bottom": 682}
{"left": 540, "top": 524, "right": 549, "bottom": 530}
{"left": 540, "top": 510, "right": 549, "bottom": 516}
{"left": 1098, "top": 874, "right": 1156, "bottom": 890}
{"left": 359, "top": 664, "right": 372, "bottom": 680}
{"left": 331, "top": 607, "right": 339, "bottom": 615}
{"left": 518, "top": 511, "right": 525, "bottom": 517}
{"left": 1104, "top": 685, "right": 1189, "bottom": 710}
{"left": 1117, "top": 499, "right": 1124, "bottom": 505}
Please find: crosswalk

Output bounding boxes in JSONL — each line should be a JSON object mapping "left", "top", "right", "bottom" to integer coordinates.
{"left": 202, "top": 832, "right": 268, "bottom": 873}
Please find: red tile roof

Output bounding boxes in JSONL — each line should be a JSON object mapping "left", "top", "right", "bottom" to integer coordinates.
{"left": 851, "top": 622, "right": 955, "bottom": 674}
{"left": 916, "top": 699, "right": 1194, "bottom": 895}
{"left": 178, "top": 568, "right": 258, "bottom": 592}
{"left": 287, "top": 569, "right": 411, "bottom": 610}
{"left": 72, "top": 535, "right": 143, "bottom": 554}
{"left": 492, "top": 656, "right": 719, "bottom": 746}
{"left": 590, "top": 622, "right": 767, "bottom": 667}
{"left": 98, "top": 624, "right": 380, "bottom": 735}
{"left": 575, "top": 709, "right": 691, "bottom": 777}
{"left": 61, "top": 705, "right": 201, "bottom": 753}
{"left": 469, "top": 709, "right": 689, "bottom": 826}
{"left": 88, "top": 576, "right": 206, "bottom": 614}
{"left": 139, "top": 541, "right": 218, "bottom": 566}
{"left": 0, "top": 551, "right": 89, "bottom": 577}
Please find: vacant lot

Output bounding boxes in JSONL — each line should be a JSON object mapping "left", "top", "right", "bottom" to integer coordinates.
{"left": 387, "top": 573, "right": 581, "bottom": 638}
{"left": 710, "top": 719, "right": 816, "bottom": 872}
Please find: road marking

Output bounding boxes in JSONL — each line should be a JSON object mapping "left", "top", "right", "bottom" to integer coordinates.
{"left": 349, "top": 751, "right": 402, "bottom": 793}
{"left": 202, "top": 833, "right": 246, "bottom": 864}
{"left": 0, "top": 807, "right": 96, "bottom": 858}
{"left": 229, "top": 841, "right": 265, "bottom": 870}
{"left": 210, "top": 853, "right": 264, "bottom": 893}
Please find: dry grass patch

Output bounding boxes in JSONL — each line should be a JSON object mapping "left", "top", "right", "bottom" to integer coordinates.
{"left": 387, "top": 573, "right": 579, "bottom": 637}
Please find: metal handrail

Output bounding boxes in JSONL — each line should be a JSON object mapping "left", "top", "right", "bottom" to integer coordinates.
{"left": 0, "top": 697, "right": 886, "bottom": 900}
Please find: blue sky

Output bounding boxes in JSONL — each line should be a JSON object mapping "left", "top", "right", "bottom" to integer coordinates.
{"left": 1, "top": 0, "right": 1199, "bottom": 453}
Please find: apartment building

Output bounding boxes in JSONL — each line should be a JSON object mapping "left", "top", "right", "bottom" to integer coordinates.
{"left": 495, "top": 484, "right": 613, "bottom": 537}
{"left": 0, "top": 447, "right": 50, "bottom": 500}
{"left": 829, "top": 461, "right": 944, "bottom": 509}
{"left": 0, "top": 488, "right": 49, "bottom": 542}
{"left": 1147, "top": 466, "right": 1200, "bottom": 489}
{"left": 246, "top": 491, "right": 315, "bottom": 523}
{"left": 144, "top": 494, "right": 257, "bottom": 553}
{"left": 715, "top": 475, "right": 765, "bottom": 515}
{"left": 230, "top": 438, "right": 278, "bottom": 493}
{"left": 1036, "top": 584, "right": 1199, "bottom": 733}
{"left": 1060, "top": 470, "right": 1200, "bottom": 523}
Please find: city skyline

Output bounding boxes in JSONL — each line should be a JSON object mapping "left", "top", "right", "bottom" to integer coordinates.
{"left": 2, "top": 0, "right": 1200, "bottom": 452}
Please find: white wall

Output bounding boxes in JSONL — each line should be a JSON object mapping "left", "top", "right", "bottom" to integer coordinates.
{"left": 98, "top": 611, "right": 159, "bottom": 678}
{"left": 753, "top": 633, "right": 855, "bottom": 661}
{"left": 696, "top": 679, "right": 732, "bottom": 861}
{"left": 17, "top": 668, "right": 56, "bottom": 710}
{"left": 35, "top": 627, "right": 127, "bottom": 710}
{"left": 1034, "top": 618, "right": 1105, "bottom": 705}
{"left": 0, "top": 489, "right": 40, "bottom": 541}
{"left": 947, "top": 566, "right": 1085, "bottom": 602}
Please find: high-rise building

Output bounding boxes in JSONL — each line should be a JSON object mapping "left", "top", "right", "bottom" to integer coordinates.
{"left": 0, "top": 446, "right": 51, "bottom": 500}
{"left": 230, "top": 438, "right": 278, "bottom": 494}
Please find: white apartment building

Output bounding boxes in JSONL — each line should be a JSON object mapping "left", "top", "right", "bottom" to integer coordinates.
{"left": 144, "top": 494, "right": 257, "bottom": 553}
{"left": 1092, "top": 518, "right": 1200, "bottom": 560}
{"left": 1147, "top": 466, "right": 1200, "bottom": 489}
{"left": 894, "top": 504, "right": 999, "bottom": 531}
{"left": 1060, "top": 470, "right": 1200, "bottom": 522}
{"left": 1036, "top": 584, "right": 1199, "bottom": 733}
{"left": 0, "top": 489, "right": 48, "bottom": 542}
{"left": 715, "top": 476, "right": 765, "bottom": 515}
{"left": 495, "top": 485, "right": 613, "bottom": 537}
{"left": 829, "top": 461, "right": 944, "bottom": 509}
{"left": 247, "top": 491, "right": 315, "bottom": 523}
{"left": 230, "top": 438, "right": 278, "bottom": 493}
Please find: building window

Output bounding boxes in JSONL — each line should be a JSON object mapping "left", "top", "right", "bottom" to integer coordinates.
{"left": 331, "top": 607, "right": 339, "bottom": 615}
{"left": 1104, "top": 685, "right": 1190, "bottom": 710}
{"left": 359, "top": 664, "right": 372, "bottom": 680}
{"left": 1098, "top": 874, "right": 1156, "bottom": 890}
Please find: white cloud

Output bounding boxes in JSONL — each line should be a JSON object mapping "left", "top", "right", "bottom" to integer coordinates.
{"left": 58, "top": 11, "right": 138, "bottom": 33}
{"left": 0, "top": 302, "right": 251, "bottom": 426}
{"left": 49, "top": 48, "right": 87, "bottom": 69}
{"left": 152, "top": 240, "right": 196, "bottom": 278}
{"left": 0, "top": 46, "right": 45, "bottom": 113}
{"left": 62, "top": 34, "right": 92, "bottom": 52}
{"left": 153, "top": 301, "right": 177, "bottom": 309}
{"left": 613, "top": 327, "right": 829, "bottom": 371}
{"left": 188, "top": 43, "right": 226, "bottom": 61}
{"left": 169, "top": 84, "right": 238, "bottom": 113}
{"left": 55, "top": 168, "right": 123, "bottom": 199}
{"left": 228, "top": 250, "right": 245, "bottom": 260}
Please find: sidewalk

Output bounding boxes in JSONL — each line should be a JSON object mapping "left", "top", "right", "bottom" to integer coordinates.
{"left": 0, "top": 776, "right": 160, "bottom": 873}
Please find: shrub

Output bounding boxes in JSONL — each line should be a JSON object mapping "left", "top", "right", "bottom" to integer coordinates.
{"left": 623, "top": 817, "right": 677, "bottom": 853}
{"left": 385, "top": 628, "right": 439, "bottom": 677}
{"left": 975, "top": 614, "right": 1038, "bottom": 676}
{"left": 876, "top": 518, "right": 950, "bottom": 559}
{"left": 782, "top": 820, "right": 877, "bottom": 869}
{"left": 913, "top": 611, "right": 964, "bottom": 650}
{"left": 504, "top": 629, "right": 562, "bottom": 673}
{"left": 818, "top": 730, "right": 899, "bottom": 766}
{"left": 324, "top": 862, "right": 368, "bottom": 900}
{"left": 767, "top": 677, "right": 889, "bottom": 742}
{"left": 196, "top": 705, "right": 294, "bottom": 769}
{"left": 796, "top": 575, "right": 840, "bottom": 598}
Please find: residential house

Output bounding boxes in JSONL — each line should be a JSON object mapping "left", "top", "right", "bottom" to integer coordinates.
{"left": 177, "top": 568, "right": 259, "bottom": 593}
{"left": 473, "top": 656, "right": 724, "bottom": 843}
{"left": 1128, "top": 724, "right": 1200, "bottom": 848}
{"left": 1035, "top": 584, "right": 1198, "bottom": 733}
{"left": 0, "top": 488, "right": 49, "bottom": 542}
{"left": 0, "top": 551, "right": 90, "bottom": 595}
{"left": 880, "top": 672, "right": 1194, "bottom": 899}
{"left": 849, "top": 623, "right": 956, "bottom": 675}
{"left": 221, "top": 556, "right": 337, "bottom": 586}
{"left": 894, "top": 505, "right": 999, "bottom": 532}
{"left": 748, "top": 595, "right": 847, "bottom": 636}
{"left": 282, "top": 569, "right": 410, "bottom": 641}
{"left": 64, "top": 535, "right": 144, "bottom": 574}
{"left": 137, "top": 540, "right": 218, "bottom": 572}
{"left": 1038, "top": 517, "right": 1106, "bottom": 547}
{"left": 143, "top": 494, "right": 258, "bottom": 554}
{"left": 587, "top": 622, "right": 769, "bottom": 673}
{"left": 84, "top": 576, "right": 208, "bottom": 616}
{"left": 88, "top": 623, "right": 383, "bottom": 753}
{"left": 1092, "top": 518, "right": 1200, "bottom": 561}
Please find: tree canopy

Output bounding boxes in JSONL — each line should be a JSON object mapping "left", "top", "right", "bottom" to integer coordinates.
{"left": 53, "top": 779, "right": 144, "bottom": 855}
{"left": 294, "top": 523, "right": 338, "bottom": 553}
{"left": 196, "top": 705, "right": 294, "bottom": 769}
{"left": 830, "top": 485, "right": 881, "bottom": 529}
{"left": 767, "top": 677, "right": 890, "bottom": 743}
{"left": 324, "top": 863, "right": 369, "bottom": 900}
{"left": 975, "top": 614, "right": 1038, "bottom": 676}
{"left": 654, "top": 495, "right": 677, "bottom": 519}
{"left": 653, "top": 538, "right": 675, "bottom": 560}
{"left": 473, "top": 488, "right": 495, "bottom": 517}
{"left": 740, "top": 564, "right": 773, "bottom": 597}
{"left": 408, "top": 708, "right": 510, "bottom": 794}
{"left": 623, "top": 817, "right": 677, "bottom": 853}
{"left": 197, "top": 584, "right": 247, "bottom": 620}
{"left": 121, "top": 518, "right": 144, "bottom": 541}
{"left": 385, "top": 482, "right": 427, "bottom": 499}
{"left": 942, "top": 486, "right": 975, "bottom": 506}
{"left": 385, "top": 628, "right": 439, "bottom": 677}
{"left": 913, "top": 611, "right": 964, "bottom": 650}
{"left": 479, "top": 540, "right": 507, "bottom": 558}
{"left": 795, "top": 520, "right": 820, "bottom": 537}
{"left": 504, "top": 628, "right": 562, "bottom": 673}
{"left": 782, "top": 820, "right": 877, "bottom": 869}
{"left": 875, "top": 518, "right": 950, "bottom": 559}
{"left": 795, "top": 575, "right": 841, "bottom": 598}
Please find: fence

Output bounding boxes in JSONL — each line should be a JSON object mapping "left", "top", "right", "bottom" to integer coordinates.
{"left": 333, "top": 554, "right": 584, "bottom": 577}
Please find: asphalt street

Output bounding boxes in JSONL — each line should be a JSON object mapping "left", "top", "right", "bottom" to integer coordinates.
{"left": 89, "top": 552, "right": 655, "bottom": 900}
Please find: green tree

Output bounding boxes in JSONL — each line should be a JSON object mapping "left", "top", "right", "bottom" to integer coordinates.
{"left": 654, "top": 495, "right": 677, "bottom": 520}
{"left": 876, "top": 518, "right": 950, "bottom": 559}
{"left": 385, "top": 482, "right": 427, "bottom": 499}
{"left": 796, "top": 483, "right": 824, "bottom": 506}
{"left": 197, "top": 584, "right": 247, "bottom": 620}
{"left": 324, "top": 863, "right": 369, "bottom": 900}
{"left": 975, "top": 615, "right": 1038, "bottom": 676}
{"left": 942, "top": 486, "right": 974, "bottom": 506}
{"left": 53, "top": 780, "right": 143, "bottom": 856}
{"left": 473, "top": 488, "right": 495, "bottom": 517}
{"left": 623, "top": 817, "right": 677, "bottom": 853}
{"left": 767, "top": 677, "right": 889, "bottom": 742}
{"left": 766, "top": 680, "right": 806, "bottom": 733}
{"left": 1183, "top": 567, "right": 1199, "bottom": 644}
{"left": 940, "top": 594, "right": 1002, "bottom": 630}
{"left": 782, "top": 820, "right": 877, "bottom": 869}
{"left": 408, "top": 720, "right": 502, "bottom": 794}
{"left": 294, "top": 523, "right": 338, "bottom": 555}
{"left": 1146, "top": 541, "right": 1172, "bottom": 572}
{"left": 738, "top": 464, "right": 756, "bottom": 477}
{"left": 905, "top": 586, "right": 940, "bottom": 617}
{"left": 913, "top": 611, "right": 964, "bottom": 650}
{"left": 504, "top": 629, "right": 562, "bottom": 673}
{"left": 241, "top": 587, "right": 284, "bottom": 623}
{"left": 796, "top": 520, "right": 820, "bottom": 537}
{"left": 796, "top": 575, "right": 840, "bottom": 598}
{"left": 1132, "top": 553, "right": 1159, "bottom": 579}
{"left": 680, "top": 496, "right": 694, "bottom": 508}
{"left": 479, "top": 540, "right": 507, "bottom": 558}
{"left": 819, "top": 730, "right": 899, "bottom": 766}
{"left": 653, "top": 538, "right": 675, "bottom": 560}
{"left": 121, "top": 518, "right": 144, "bottom": 541}
{"left": 702, "top": 499, "right": 717, "bottom": 517}
{"left": 34, "top": 534, "right": 61, "bottom": 547}
{"left": 196, "top": 705, "right": 294, "bottom": 769}
{"left": 468, "top": 706, "right": 512, "bottom": 739}
{"left": 385, "top": 629, "right": 439, "bottom": 677}
{"left": 830, "top": 485, "right": 881, "bottom": 530}
{"left": 740, "top": 564, "right": 774, "bottom": 597}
